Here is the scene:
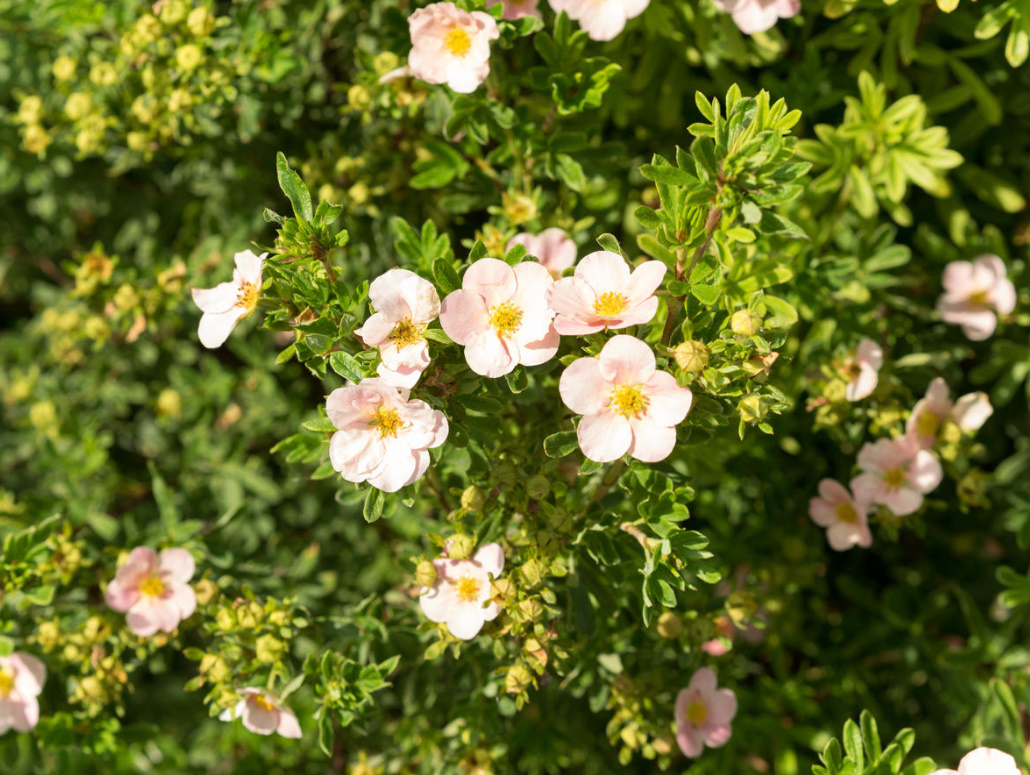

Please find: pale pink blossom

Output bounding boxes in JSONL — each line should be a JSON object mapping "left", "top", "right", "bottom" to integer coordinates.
{"left": 219, "top": 688, "right": 302, "bottom": 738}
{"left": 0, "top": 653, "right": 46, "bottom": 735}
{"left": 844, "top": 338, "right": 883, "bottom": 402}
{"left": 701, "top": 614, "right": 765, "bottom": 656}
{"left": 851, "top": 436, "right": 943, "bottom": 517}
{"left": 549, "top": 251, "right": 666, "bottom": 335}
{"left": 809, "top": 479, "right": 873, "bottom": 551}
{"left": 549, "top": 0, "right": 650, "bottom": 41}
{"left": 407, "top": 2, "right": 499, "bottom": 93}
{"left": 675, "top": 668, "right": 737, "bottom": 758}
{"left": 439, "top": 258, "right": 559, "bottom": 378}
{"left": 507, "top": 228, "right": 577, "bottom": 277}
{"left": 907, "top": 377, "right": 993, "bottom": 449}
{"left": 559, "top": 335, "right": 692, "bottom": 463}
{"left": 930, "top": 747, "right": 1021, "bottom": 775}
{"left": 105, "top": 547, "right": 197, "bottom": 637}
{"left": 419, "top": 543, "right": 504, "bottom": 640}
{"left": 356, "top": 268, "right": 441, "bottom": 389}
{"left": 327, "top": 379, "right": 448, "bottom": 493}
{"left": 486, "top": 0, "right": 541, "bottom": 19}
{"left": 191, "top": 249, "right": 266, "bottom": 348}
{"left": 938, "top": 254, "right": 1017, "bottom": 341}
{"left": 712, "top": 0, "right": 800, "bottom": 34}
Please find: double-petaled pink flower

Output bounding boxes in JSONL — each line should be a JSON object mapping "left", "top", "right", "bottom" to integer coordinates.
{"left": 407, "top": 2, "right": 499, "bottom": 93}
{"left": 549, "top": 251, "right": 666, "bottom": 336}
{"left": 549, "top": 0, "right": 650, "bottom": 41}
{"left": 0, "top": 652, "right": 46, "bottom": 735}
{"left": 907, "top": 377, "right": 993, "bottom": 449}
{"left": 439, "top": 258, "right": 559, "bottom": 378}
{"left": 809, "top": 479, "right": 873, "bottom": 551}
{"left": 419, "top": 543, "right": 504, "bottom": 640}
{"left": 844, "top": 338, "right": 883, "bottom": 402}
{"left": 675, "top": 668, "right": 737, "bottom": 758}
{"left": 851, "top": 436, "right": 942, "bottom": 516}
{"left": 937, "top": 254, "right": 1017, "bottom": 341}
{"left": 486, "top": 0, "right": 541, "bottom": 19}
{"left": 105, "top": 547, "right": 198, "bottom": 637}
{"left": 220, "top": 688, "right": 302, "bottom": 738}
{"left": 930, "top": 748, "right": 1020, "bottom": 775}
{"left": 327, "top": 379, "right": 448, "bottom": 493}
{"left": 559, "top": 335, "right": 692, "bottom": 463}
{"left": 507, "top": 228, "right": 577, "bottom": 278}
{"left": 712, "top": 0, "right": 800, "bottom": 34}
{"left": 356, "top": 268, "right": 441, "bottom": 389}
{"left": 191, "top": 249, "right": 266, "bottom": 349}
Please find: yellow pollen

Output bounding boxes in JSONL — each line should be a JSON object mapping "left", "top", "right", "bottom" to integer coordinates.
{"left": 371, "top": 405, "right": 404, "bottom": 438}
{"left": 968, "top": 290, "right": 989, "bottom": 306}
{"left": 389, "top": 318, "right": 425, "bottom": 350}
{"left": 489, "top": 302, "right": 523, "bottom": 337}
{"left": 0, "top": 669, "right": 13, "bottom": 698}
{"left": 917, "top": 411, "right": 940, "bottom": 439}
{"left": 884, "top": 468, "right": 906, "bottom": 489}
{"left": 237, "top": 281, "right": 260, "bottom": 311}
{"left": 140, "top": 576, "right": 166, "bottom": 597}
{"left": 592, "top": 291, "right": 628, "bottom": 318}
{"left": 252, "top": 694, "right": 276, "bottom": 712}
{"left": 687, "top": 700, "right": 708, "bottom": 725}
{"left": 836, "top": 502, "right": 859, "bottom": 524}
{"left": 444, "top": 27, "right": 471, "bottom": 57}
{"left": 609, "top": 384, "right": 648, "bottom": 419}
{"left": 455, "top": 576, "right": 481, "bottom": 603}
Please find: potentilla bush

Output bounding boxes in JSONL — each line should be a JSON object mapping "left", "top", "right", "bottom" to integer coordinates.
{"left": 2, "top": 0, "right": 1030, "bottom": 773}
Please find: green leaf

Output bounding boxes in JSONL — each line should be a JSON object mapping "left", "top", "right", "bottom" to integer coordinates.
{"left": 329, "top": 351, "right": 365, "bottom": 383}
{"left": 596, "top": 233, "right": 623, "bottom": 256}
{"left": 691, "top": 284, "right": 721, "bottom": 306}
{"left": 149, "top": 462, "right": 179, "bottom": 530}
{"left": 363, "top": 488, "right": 385, "bottom": 523}
{"left": 544, "top": 431, "right": 580, "bottom": 458}
{"left": 276, "top": 151, "right": 314, "bottom": 222}
{"left": 433, "top": 256, "right": 462, "bottom": 294}
{"left": 555, "top": 153, "right": 586, "bottom": 191}
{"left": 505, "top": 366, "right": 529, "bottom": 394}
{"left": 302, "top": 416, "right": 337, "bottom": 433}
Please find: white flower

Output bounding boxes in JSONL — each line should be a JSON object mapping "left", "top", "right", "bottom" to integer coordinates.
{"left": 419, "top": 543, "right": 504, "bottom": 640}
{"left": 191, "top": 249, "right": 266, "bottom": 348}
{"left": 548, "top": 0, "right": 650, "bottom": 41}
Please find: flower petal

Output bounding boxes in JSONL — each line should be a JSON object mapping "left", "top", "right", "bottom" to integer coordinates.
{"left": 577, "top": 411, "right": 632, "bottom": 463}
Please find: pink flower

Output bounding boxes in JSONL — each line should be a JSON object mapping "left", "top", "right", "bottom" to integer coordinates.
{"left": 105, "top": 547, "right": 197, "bottom": 637}
{"left": 675, "top": 668, "right": 737, "bottom": 758}
{"left": 0, "top": 652, "right": 46, "bottom": 735}
{"left": 219, "top": 688, "right": 302, "bottom": 738}
{"left": 439, "top": 258, "right": 559, "bottom": 378}
{"left": 712, "top": 0, "right": 800, "bottom": 34}
{"left": 559, "top": 335, "right": 692, "bottom": 463}
{"left": 549, "top": 251, "right": 666, "bottom": 335}
{"left": 844, "top": 338, "right": 883, "bottom": 402}
{"left": 407, "top": 2, "right": 499, "bottom": 93}
{"left": 191, "top": 249, "right": 265, "bottom": 348}
{"left": 809, "top": 479, "right": 873, "bottom": 551}
{"left": 327, "top": 379, "right": 448, "bottom": 493}
{"left": 355, "top": 268, "right": 441, "bottom": 389}
{"left": 907, "top": 377, "right": 993, "bottom": 449}
{"left": 851, "top": 436, "right": 943, "bottom": 516}
{"left": 486, "top": 0, "right": 541, "bottom": 19}
{"left": 548, "top": 0, "right": 650, "bottom": 41}
{"left": 419, "top": 543, "right": 504, "bottom": 640}
{"left": 507, "top": 228, "right": 577, "bottom": 277}
{"left": 937, "top": 254, "right": 1017, "bottom": 341}
{"left": 930, "top": 747, "right": 1021, "bottom": 775}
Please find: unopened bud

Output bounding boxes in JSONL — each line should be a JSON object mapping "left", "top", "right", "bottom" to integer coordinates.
{"left": 739, "top": 394, "right": 766, "bottom": 423}
{"left": 504, "top": 664, "right": 534, "bottom": 695}
{"left": 673, "top": 340, "right": 709, "bottom": 373}
{"left": 461, "top": 486, "right": 486, "bottom": 512}
{"left": 415, "top": 560, "right": 438, "bottom": 588}
{"left": 215, "top": 608, "right": 236, "bottom": 631}
{"left": 446, "top": 534, "right": 475, "bottom": 560}
{"left": 656, "top": 611, "right": 682, "bottom": 639}
{"left": 255, "top": 634, "right": 285, "bottom": 664}
{"left": 187, "top": 7, "right": 216, "bottom": 37}
{"left": 731, "top": 309, "right": 762, "bottom": 336}
{"left": 194, "top": 579, "right": 218, "bottom": 606}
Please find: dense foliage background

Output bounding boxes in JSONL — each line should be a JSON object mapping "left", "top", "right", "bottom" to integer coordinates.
{"left": 2, "top": 0, "right": 1030, "bottom": 773}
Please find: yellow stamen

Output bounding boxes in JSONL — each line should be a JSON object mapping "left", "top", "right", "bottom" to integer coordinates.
{"left": 445, "top": 28, "right": 471, "bottom": 57}
{"left": 687, "top": 700, "right": 708, "bottom": 725}
{"left": 252, "top": 693, "right": 276, "bottom": 712}
{"left": 140, "top": 576, "right": 166, "bottom": 597}
{"left": 609, "top": 385, "right": 648, "bottom": 419}
{"left": 592, "top": 291, "right": 628, "bottom": 318}
{"left": 969, "top": 290, "right": 989, "bottom": 306}
{"left": 489, "top": 302, "right": 523, "bottom": 337}
{"left": 389, "top": 318, "right": 425, "bottom": 350}
{"left": 836, "top": 502, "right": 859, "bottom": 524}
{"left": 237, "top": 281, "right": 260, "bottom": 311}
{"left": 455, "top": 576, "right": 480, "bottom": 603}
{"left": 884, "top": 468, "right": 906, "bottom": 489}
{"left": 0, "top": 669, "right": 14, "bottom": 698}
{"left": 916, "top": 411, "right": 940, "bottom": 439}
{"left": 371, "top": 405, "right": 404, "bottom": 438}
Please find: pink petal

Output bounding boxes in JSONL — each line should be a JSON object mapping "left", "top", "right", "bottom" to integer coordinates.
{"left": 8, "top": 697, "right": 39, "bottom": 732}
{"left": 11, "top": 654, "right": 46, "bottom": 698}
{"left": 883, "top": 487, "right": 924, "bottom": 516}
{"left": 461, "top": 258, "right": 517, "bottom": 308}
{"left": 622, "top": 261, "right": 667, "bottom": 304}
{"left": 198, "top": 308, "right": 246, "bottom": 349}
{"left": 191, "top": 281, "right": 238, "bottom": 314}
{"left": 464, "top": 331, "right": 517, "bottom": 377}
{"left": 474, "top": 543, "right": 505, "bottom": 577}
{"left": 951, "top": 392, "right": 992, "bottom": 432}
{"left": 958, "top": 747, "right": 1020, "bottom": 775}
{"left": 355, "top": 312, "right": 393, "bottom": 347}
{"left": 241, "top": 703, "right": 281, "bottom": 735}
{"left": 810, "top": 498, "right": 838, "bottom": 528}
{"left": 907, "top": 450, "right": 943, "bottom": 493}
{"left": 597, "top": 335, "right": 656, "bottom": 385}
{"left": 158, "top": 548, "right": 195, "bottom": 584}
{"left": 688, "top": 666, "right": 718, "bottom": 696}
{"left": 608, "top": 296, "right": 659, "bottom": 328}
{"left": 439, "top": 289, "right": 489, "bottom": 345}
{"left": 516, "top": 322, "right": 560, "bottom": 367}
{"left": 845, "top": 366, "right": 878, "bottom": 402}
{"left": 816, "top": 478, "right": 850, "bottom": 506}
{"left": 576, "top": 251, "right": 631, "bottom": 297}
{"left": 106, "top": 579, "right": 141, "bottom": 612}
{"left": 856, "top": 338, "right": 883, "bottom": 370}
{"left": 419, "top": 580, "right": 459, "bottom": 624}
{"left": 992, "top": 278, "right": 1016, "bottom": 315}
{"left": 549, "top": 277, "right": 598, "bottom": 319}
{"left": 559, "top": 357, "right": 611, "bottom": 415}
{"left": 827, "top": 522, "right": 870, "bottom": 551}
{"left": 627, "top": 419, "right": 676, "bottom": 463}
{"left": 447, "top": 603, "right": 488, "bottom": 640}
{"left": 707, "top": 688, "right": 737, "bottom": 725}
{"left": 276, "top": 709, "right": 303, "bottom": 739}
{"left": 851, "top": 472, "right": 887, "bottom": 505}
{"left": 644, "top": 370, "right": 692, "bottom": 426}
{"left": 169, "top": 583, "right": 198, "bottom": 620}
{"left": 366, "top": 442, "right": 418, "bottom": 492}
{"left": 233, "top": 250, "right": 265, "bottom": 285}
{"left": 700, "top": 721, "right": 733, "bottom": 749}
{"left": 577, "top": 411, "right": 633, "bottom": 463}
{"left": 941, "top": 261, "right": 974, "bottom": 294}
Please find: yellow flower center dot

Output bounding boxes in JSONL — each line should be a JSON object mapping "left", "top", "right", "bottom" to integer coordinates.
{"left": 455, "top": 576, "right": 480, "bottom": 603}
{"left": 389, "top": 318, "right": 425, "bottom": 349}
{"left": 0, "top": 669, "right": 14, "bottom": 698}
{"left": 445, "top": 28, "right": 471, "bottom": 57}
{"left": 884, "top": 468, "right": 906, "bottom": 489}
{"left": 237, "top": 281, "right": 260, "bottom": 311}
{"left": 610, "top": 385, "right": 648, "bottom": 419}
{"left": 968, "top": 290, "right": 989, "bottom": 306}
{"left": 140, "top": 576, "right": 166, "bottom": 597}
{"left": 371, "top": 405, "right": 404, "bottom": 438}
{"left": 489, "top": 302, "right": 523, "bottom": 337}
{"left": 687, "top": 700, "right": 708, "bottom": 725}
{"left": 836, "top": 502, "right": 859, "bottom": 524}
{"left": 252, "top": 693, "right": 276, "bottom": 712}
{"left": 592, "top": 291, "right": 628, "bottom": 318}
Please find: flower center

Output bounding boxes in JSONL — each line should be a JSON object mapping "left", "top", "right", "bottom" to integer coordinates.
{"left": 592, "top": 291, "right": 628, "bottom": 319}
{"left": 968, "top": 290, "right": 989, "bottom": 306}
{"left": 609, "top": 385, "right": 648, "bottom": 419}
{"left": 252, "top": 693, "right": 276, "bottom": 712}
{"left": 140, "top": 576, "right": 166, "bottom": 597}
{"left": 444, "top": 27, "right": 471, "bottom": 57}
{"left": 237, "top": 281, "right": 260, "bottom": 311}
{"left": 455, "top": 575, "right": 480, "bottom": 603}
{"left": 917, "top": 411, "right": 940, "bottom": 439}
{"left": 371, "top": 405, "right": 404, "bottom": 438}
{"left": 884, "top": 468, "right": 906, "bottom": 489}
{"left": 389, "top": 318, "right": 425, "bottom": 350}
{"left": 0, "top": 669, "right": 14, "bottom": 698}
{"left": 836, "top": 502, "right": 859, "bottom": 524}
{"left": 489, "top": 302, "right": 523, "bottom": 337}
{"left": 687, "top": 700, "right": 708, "bottom": 725}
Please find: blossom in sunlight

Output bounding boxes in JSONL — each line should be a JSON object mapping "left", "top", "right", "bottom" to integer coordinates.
{"left": 809, "top": 479, "right": 873, "bottom": 551}
{"left": 419, "top": 543, "right": 504, "bottom": 640}
{"left": 327, "top": 379, "right": 448, "bottom": 493}
{"left": 0, "top": 652, "right": 46, "bottom": 735}
{"left": 844, "top": 338, "right": 883, "bottom": 402}
{"left": 105, "top": 547, "right": 197, "bottom": 637}
{"left": 548, "top": 250, "right": 666, "bottom": 335}
{"left": 407, "top": 2, "right": 500, "bottom": 93}
{"left": 507, "top": 228, "right": 577, "bottom": 277}
{"left": 675, "top": 667, "right": 737, "bottom": 758}
{"left": 356, "top": 268, "right": 441, "bottom": 389}
{"left": 486, "top": 0, "right": 542, "bottom": 19}
{"left": 906, "top": 377, "right": 993, "bottom": 449}
{"left": 851, "top": 436, "right": 942, "bottom": 516}
{"left": 439, "top": 258, "right": 559, "bottom": 378}
{"left": 220, "top": 688, "right": 302, "bottom": 738}
{"left": 548, "top": 0, "right": 650, "bottom": 41}
{"left": 191, "top": 249, "right": 266, "bottom": 348}
{"left": 937, "top": 254, "right": 1017, "bottom": 341}
{"left": 930, "top": 747, "right": 1021, "bottom": 775}
{"left": 712, "top": 0, "right": 800, "bottom": 35}
{"left": 559, "top": 335, "right": 692, "bottom": 463}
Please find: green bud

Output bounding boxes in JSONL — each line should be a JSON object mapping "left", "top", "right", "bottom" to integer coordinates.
{"left": 504, "top": 664, "right": 534, "bottom": 695}
{"left": 187, "top": 7, "right": 216, "bottom": 37}
{"left": 90, "top": 62, "right": 118, "bottom": 87}
{"left": 447, "top": 534, "right": 475, "bottom": 560}
{"left": 673, "top": 340, "right": 709, "bottom": 373}
{"left": 156, "top": 388, "right": 182, "bottom": 419}
{"left": 159, "top": 0, "right": 188, "bottom": 25}
{"left": 113, "top": 284, "right": 139, "bottom": 312}
{"left": 731, "top": 309, "right": 762, "bottom": 336}
{"left": 656, "top": 611, "right": 682, "bottom": 639}
{"left": 348, "top": 84, "right": 371, "bottom": 111}
{"left": 30, "top": 401, "right": 59, "bottom": 434}
{"left": 37, "top": 621, "right": 60, "bottom": 650}
{"left": 461, "top": 486, "right": 486, "bottom": 512}
{"left": 200, "top": 654, "right": 231, "bottom": 683}
{"left": 168, "top": 88, "right": 193, "bottom": 113}
{"left": 215, "top": 608, "right": 236, "bottom": 631}
{"left": 255, "top": 634, "right": 285, "bottom": 664}
{"left": 175, "top": 44, "right": 203, "bottom": 72}
{"left": 194, "top": 579, "right": 218, "bottom": 606}
{"left": 739, "top": 394, "right": 766, "bottom": 423}
{"left": 17, "top": 96, "right": 44, "bottom": 125}
{"left": 53, "top": 56, "right": 77, "bottom": 82}
{"left": 373, "top": 51, "right": 400, "bottom": 75}
{"left": 491, "top": 577, "right": 516, "bottom": 605}
{"left": 415, "top": 560, "right": 438, "bottom": 587}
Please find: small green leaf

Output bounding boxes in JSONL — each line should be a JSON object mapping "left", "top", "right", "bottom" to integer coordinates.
{"left": 363, "top": 488, "right": 385, "bottom": 523}
{"left": 329, "top": 352, "right": 365, "bottom": 383}
{"left": 544, "top": 431, "right": 580, "bottom": 458}
{"left": 276, "top": 151, "right": 314, "bottom": 222}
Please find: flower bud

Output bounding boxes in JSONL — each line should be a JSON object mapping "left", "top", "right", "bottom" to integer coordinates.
{"left": 652, "top": 737, "right": 674, "bottom": 755}
{"left": 127, "top": 131, "right": 149, "bottom": 152}
{"left": 37, "top": 621, "right": 60, "bottom": 650}
{"left": 415, "top": 560, "right": 438, "bottom": 588}
{"left": 23, "top": 124, "right": 50, "bottom": 155}
{"left": 159, "top": 0, "right": 188, "bottom": 25}
{"left": 187, "top": 7, "right": 216, "bottom": 37}
{"left": 656, "top": 611, "right": 682, "bottom": 639}
{"left": 156, "top": 388, "right": 182, "bottom": 419}
{"left": 194, "top": 579, "right": 218, "bottom": 606}
{"left": 446, "top": 534, "right": 475, "bottom": 560}
{"left": 673, "top": 340, "right": 709, "bottom": 373}
{"left": 731, "top": 309, "right": 762, "bottom": 336}
{"left": 502, "top": 192, "right": 537, "bottom": 225}
{"left": 255, "top": 634, "right": 285, "bottom": 664}
{"left": 215, "top": 608, "right": 236, "bottom": 631}
{"left": 64, "top": 92, "right": 91, "bottom": 120}
{"left": 738, "top": 394, "right": 766, "bottom": 423}
{"left": 168, "top": 88, "right": 193, "bottom": 113}
{"left": 348, "top": 85, "right": 371, "bottom": 111}
{"left": 84, "top": 616, "right": 107, "bottom": 641}
{"left": 236, "top": 601, "right": 264, "bottom": 629}
{"left": 348, "top": 182, "right": 370, "bottom": 206}
{"left": 30, "top": 401, "right": 59, "bottom": 434}
{"left": 90, "top": 62, "right": 118, "bottom": 87}
{"left": 17, "top": 96, "right": 43, "bottom": 125}
{"left": 53, "top": 56, "right": 77, "bottom": 82}
{"left": 461, "top": 486, "right": 486, "bottom": 512}
{"left": 520, "top": 558, "right": 546, "bottom": 589}
{"left": 78, "top": 676, "right": 103, "bottom": 700}
{"left": 200, "top": 654, "right": 231, "bottom": 683}
{"left": 175, "top": 44, "right": 203, "bottom": 72}
{"left": 113, "top": 284, "right": 139, "bottom": 312}
{"left": 504, "top": 664, "right": 534, "bottom": 695}
{"left": 373, "top": 51, "right": 400, "bottom": 75}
